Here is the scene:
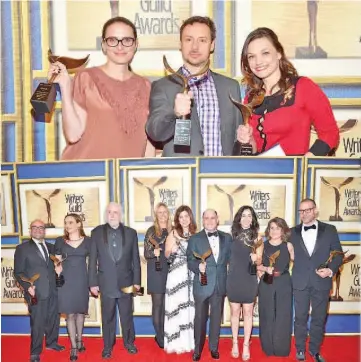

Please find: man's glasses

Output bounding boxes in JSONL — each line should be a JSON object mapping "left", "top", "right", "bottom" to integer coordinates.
{"left": 30, "top": 226, "right": 45, "bottom": 231}
{"left": 298, "top": 207, "right": 315, "bottom": 214}
{"left": 104, "top": 37, "right": 135, "bottom": 48}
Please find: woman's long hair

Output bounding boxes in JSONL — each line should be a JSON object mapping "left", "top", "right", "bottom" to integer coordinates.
{"left": 63, "top": 213, "right": 86, "bottom": 240}
{"left": 173, "top": 205, "right": 197, "bottom": 239}
{"left": 241, "top": 27, "right": 298, "bottom": 104}
{"left": 153, "top": 202, "right": 172, "bottom": 237}
{"left": 265, "top": 217, "right": 290, "bottom": 243}
{"left": 231, "top": 205, "right": 259, "bottom": 240}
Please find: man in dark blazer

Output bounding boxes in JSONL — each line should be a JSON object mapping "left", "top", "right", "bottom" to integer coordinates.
{"left": 146, "top": 16, "right": 243, "bottom": 157}
{"left": 186, "top": 209, "right": 232, "bottom": 361}
{"left": 14, "top": 219, "right": 64, "bottom": 362}
{"left": 291, "top": 198, "right": 343, "bottom": 362}
{"left": 88, "top": 202, "right": 141, "bottom": 359}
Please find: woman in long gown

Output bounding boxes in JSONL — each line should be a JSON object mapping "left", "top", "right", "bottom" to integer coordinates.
{"left": 257, "top": 217, "right": 294, "bottom": 356}
{"left": 164, "top": 205, "right": 197, "bottom": 354}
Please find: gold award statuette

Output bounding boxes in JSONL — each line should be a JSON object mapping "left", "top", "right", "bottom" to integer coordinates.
{"left": 30, "top": 49, "right": 90, "bottom": 114}
{"left": 50, "top": 254, "right": 68, "bottom": 287}
{"left": 19, "top": 273, "right": 40, "bottom": 305}
{"left": 193, "top": 249, "right": 212, "bottom": 286}
{"left": 317, "top": 250, "right": 347, "bottom": 271}
{"left": 163, "top": 55, "right": 210, "bottom": 147}
{"left": 263, "top": 250, "right": 281, "bottom": 284}
{"left": 244, "top": 237, "right": 263, "bottom": 275}
{"left": 121, "top": 285, "right": 144, "bottom": 297}
{"left": 149, "top": 235, "right": 162, "bottom": 272}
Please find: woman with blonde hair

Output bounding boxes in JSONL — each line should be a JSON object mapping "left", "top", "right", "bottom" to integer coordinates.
{"left": 144, "top": 202, "right": 172, "bottom": 349}
{"left": 55, "top": 213, "right": 92, "bottom": 361}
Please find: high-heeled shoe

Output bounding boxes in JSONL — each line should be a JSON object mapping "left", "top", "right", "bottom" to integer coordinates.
{"left": 242, "top": 341, "right": 251, "bottom": 361}
{"left": 76, "top": 340, "right": 86, "bottom": 353}
{"left": 70, "top": 348, "right": 78, "bottom": 361}
{"left": 231, "top": 341, "right": 239, "bottom": 358}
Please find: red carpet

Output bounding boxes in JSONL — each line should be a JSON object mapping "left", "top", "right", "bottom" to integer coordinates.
{"left": 1, "top": 335, "right": 359, "bottom": 362}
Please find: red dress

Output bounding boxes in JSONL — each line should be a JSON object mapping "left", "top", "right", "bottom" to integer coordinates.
{"left": 245, "top": 77, "right": 339, "bottom": 156}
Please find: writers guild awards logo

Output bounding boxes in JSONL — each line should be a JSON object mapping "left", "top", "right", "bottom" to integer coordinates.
{"left": 32, "top": 189, "right": 61, "bottom": 228}
{"left": 331, "top": 253, "right": 356, "bottom": 301}
{"left": 134, "top": 177, "right": 167, "bottom": 221}
{"left": 320, "top": 177, "right": 354, "bottom": 221}
{"left": 214, "top": 185, "right": 246, "bottom": 225}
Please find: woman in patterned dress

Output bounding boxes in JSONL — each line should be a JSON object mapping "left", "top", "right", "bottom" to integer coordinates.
{"left": 164, "top": 205, "right": 197, "bottom": 354}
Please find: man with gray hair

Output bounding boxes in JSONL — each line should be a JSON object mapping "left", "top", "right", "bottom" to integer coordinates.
{"left": 89, "top": 202, "right": 141, "bottom": 359}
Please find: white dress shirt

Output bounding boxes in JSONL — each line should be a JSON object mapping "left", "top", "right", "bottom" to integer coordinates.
{"left": 33, "top": 238, "right": 49, "bottom": 260}
{"left": 206, "top": 231, "right": 219, "bottom": 263}
{"left": 301, "top": 220, "right": 318, "bottom": 256}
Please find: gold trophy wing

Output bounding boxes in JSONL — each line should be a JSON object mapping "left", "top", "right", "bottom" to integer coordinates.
{"left": 338, "top": 177, "right": 354, "bottom": 188}
{"left": 202, "top": 248, "right": 213, "bottom": 260}
{"left": 269, "top": 250, "right": 281, "bottom": 267}
{"left": 50, "top": 254, "right": 61, "bottom": 265}
{"left": 48, "top": 49, "right": 90, "bottom": 72}
{"left": 339, "top": 119, "right": 358, "bottom": 134}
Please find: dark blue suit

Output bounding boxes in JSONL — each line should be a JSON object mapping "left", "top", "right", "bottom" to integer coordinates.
{"left": 187, "top": 230, "right": 232, "bottom": 355}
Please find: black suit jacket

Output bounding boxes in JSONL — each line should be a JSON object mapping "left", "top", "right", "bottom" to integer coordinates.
{"left": 14, "top": 239, "right": 57, "bottom": 304}
{"left": 290, "top": 221, "right": 343, "bottom": 291}
{"left": 187, "top": 230, "right": 232, "bottom": 301}
{"left": 88, "top": 224, "right": 141, "bottom": 296}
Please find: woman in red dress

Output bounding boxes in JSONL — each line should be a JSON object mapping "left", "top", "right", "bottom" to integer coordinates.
{"left": 236, "top": 27, "right": 339, "bottom": 156}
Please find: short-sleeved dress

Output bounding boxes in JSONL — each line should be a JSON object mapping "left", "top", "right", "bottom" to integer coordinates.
{"left": 61, "top": 67, "right": 151, "bottom": 160}
{"left": 226, "top": 229, "right": 259, "bottom": 303}
{"left": 55, "top": 236, "right": 91, "bottom": 314}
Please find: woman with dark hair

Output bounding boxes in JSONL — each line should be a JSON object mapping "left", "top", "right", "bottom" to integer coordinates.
{"left": 236, "top": 27, "right": 339, "bottom": 156}
{"left": 143, "top": 203, "right": 172, "bottom": 349}
{"left": 48, "top": 16, "right": 155, "bottom": 160}
{"left": 226, "top": 206, "right": 263, "bottom": 361}
{"left": 257, "top": 217, "right": 294, "bottom": 357}
{"left": 163, "top": 205, "right": 197, "bottom": 354}
{"left": 55, "top": 214, "right": 92, "bottom": 361}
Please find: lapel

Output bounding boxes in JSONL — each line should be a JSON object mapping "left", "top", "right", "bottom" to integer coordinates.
{"left": 217, "top": 231, "right": 225, "bottom": 265}
{"left": 294, "top": 224, "right": 310, "bottom": 257}
{"left": 202, "top": 229, "right": 223, "bottom": 265}
{"left": 116, "top": 224, "right": 125, "bottom": 262}
{"left": 311, "top": 221, "right": 325, "bottom": 257}
{"left": 29, "top": 239, "right": 47, "bottom": 265}
{"left": 103, "top": 224, "right": 115, "bottom": 263}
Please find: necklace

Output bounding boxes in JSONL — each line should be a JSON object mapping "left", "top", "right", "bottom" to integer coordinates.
{"left": 67, "top": 236, "right": 84, "bottom": 243}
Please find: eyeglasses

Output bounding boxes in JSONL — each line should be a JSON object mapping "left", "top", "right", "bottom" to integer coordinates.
{"left": 298, "top": 207, "right": 315, "bottom": 214}
{"left": 30, "top": 226, "right": 45, "bottom": 231}
{"left": 104, "top": 37, "right": 135, "bottom": 47}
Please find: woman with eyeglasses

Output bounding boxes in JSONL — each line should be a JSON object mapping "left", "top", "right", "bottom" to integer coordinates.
{"left": 48, "top": 17, "right": 155, "bottom": 160}
{"left": 235, "top": 27, "right": 339, "bottom": 156}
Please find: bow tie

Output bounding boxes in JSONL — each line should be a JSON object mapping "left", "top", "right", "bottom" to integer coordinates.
{"left": 304, "top": 224, "right": 316, "bottom": 232}
{"left": 207, "top": 231, "right": 219, "bottom": 238}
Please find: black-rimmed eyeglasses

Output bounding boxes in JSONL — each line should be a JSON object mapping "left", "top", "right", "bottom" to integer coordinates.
{"left": 103, "top": 36, "right": 135, "bottom": 47}
{"left": 30, "top": 226, "right": 45, "bottom": 231}
{"left": 298, "top": 207, "right": 315, "bottom": 214}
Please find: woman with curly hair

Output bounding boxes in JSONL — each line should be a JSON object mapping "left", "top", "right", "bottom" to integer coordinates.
{"left": 257, "top": 217, "right": 294, "bottom": 357}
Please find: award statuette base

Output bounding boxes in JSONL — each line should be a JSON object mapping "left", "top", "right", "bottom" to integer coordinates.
{"left": 55, "top": 274, "right": 65, "bottom": 287}
{"left": 155, "top": 260, "right": 162, "bottom": 272}
{"left": 174, "top": 119, "right": 191, "bottom": 146}
{"left": 134, "top": 287, "right": 144, "bottom": 297}
{"left": 232, "top": 141, "right": 253, "bottom": 156}
{"left": 200, "top": 272, "right": 208, "bottom": 286}
{"left": 248, "top": 261, "right": 257, "bottom": 275}
{"left": 329, "top": 215, "right": 343, "bottom": 222}
{"left": 30, "top": 295, "right": 38, "bottom": 306}
{"left": 263, "top": 272, "right": 274, "bottom": 285}
{"left": 295, "top": 46, "right": 327, "bottom": 59}
{"left": 30, "top": 83, "right": 57, "bottom": 114}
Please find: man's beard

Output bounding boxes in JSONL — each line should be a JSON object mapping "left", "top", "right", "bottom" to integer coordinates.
{"left": 108, "top": 220, "right": 120, "bottom": 228}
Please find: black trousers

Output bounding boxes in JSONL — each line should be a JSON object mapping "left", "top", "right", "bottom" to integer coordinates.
{"left": 194, "top": 291, "right": 225, "bottom": 355}
{"left": 151, "top": 293, "right": 165, "bottom": 345}
{"left": 101, "top": 293, "right": 135, "bottom": 351}
{"left": 294, "top": 286, "right": 330, "bottom": 355}
{"left": 29, "top": 292, "right": 60, "bottom": 356}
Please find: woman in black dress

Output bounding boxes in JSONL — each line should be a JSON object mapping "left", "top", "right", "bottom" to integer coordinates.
{"left": 226, "top": 206, "right": 263, "bottom": 361}
{"left": 144, "top": 203, "right": 172, "bottom": 349}
{"left": 257, "top": 217, "right": 294, "bottom": 357}
{"left": 55, "top": 213, "right": 91, "bottom": 361}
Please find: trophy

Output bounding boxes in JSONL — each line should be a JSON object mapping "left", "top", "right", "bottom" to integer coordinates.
{"left": 149, "top": 235, "right": 163, "bottom": 271}
{"left": 295, "top": 1, "right": 327, "bottom": 59}
{"left": 19, "top": 273, "right": 40, "bottom": 305}
{"left": 163, "top": 55, "right": 210, "bottom": 147}
{"left": 30, "top": 49, "right": 90, "bottom": 114}
{"left": 133, "top": 177, "right": 167, "bottom": 221}
{"left": 50, "top": 254, "right": 68, "bottom": 287}
{"left": 331, "top": 252, "right": 356, "bottom": 301}
{"left": 121, "top": 285, "right": 144, "bottom": 297}
{"left": 244, "top": 237, "right": 263, "bottom": 275}
{"left": 317, "top": 250, "right": 347, "bottom": 271}
{"left": 193, "top": 249, "right": 212, "bottom": 286}
{"left": 263, "top": 250, "right": 281, "bottom": 284}
{"left": 31, "top": 189, "right": 61, "bottom": 228}
{"left": 214, "top": 185, "right": 246, "bottom": 224}
{"left": 320, "top": 177, "right": 354, "bottom": 221}
{"left": 229, "top": 92, "right": 264, "bottom": 155}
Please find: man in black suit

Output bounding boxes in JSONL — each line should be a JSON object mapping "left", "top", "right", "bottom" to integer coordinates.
{"left": 89, "top": 202, "right": 141, "bottom": 359}
{"left": 14, "top": 219, "right": 64, "bottom": 362}
{"left": 291, "top": 198, "right": 343, "bottom": 362}
{"left": 186, "top": 209, "right": 232, "bottom": 361}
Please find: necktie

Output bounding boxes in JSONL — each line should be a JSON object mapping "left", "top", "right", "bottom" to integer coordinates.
{"left": 304, "top": 224, "right": 316, "bottom": 232}
{"left": 208, "top": 231, "right": 219, "bottom": 238}
{"left": 39, "top": 242, "right": 49, "bottom": 263}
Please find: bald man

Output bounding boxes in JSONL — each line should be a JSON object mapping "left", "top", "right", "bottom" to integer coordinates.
{"left": 88, "top": 202, "right": 141, "bottom": 359}
{"left": 187, "top": 209, "right": 232, "bottom": 361}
